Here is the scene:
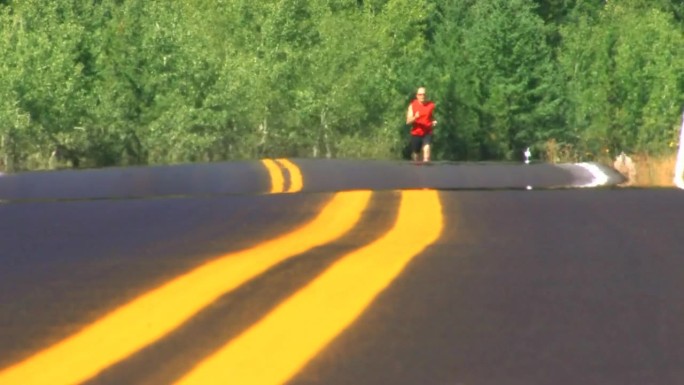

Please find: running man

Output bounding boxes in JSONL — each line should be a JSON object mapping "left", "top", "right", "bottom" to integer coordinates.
{"left": 406, "top": 86, "right": 437, "bottom": 162}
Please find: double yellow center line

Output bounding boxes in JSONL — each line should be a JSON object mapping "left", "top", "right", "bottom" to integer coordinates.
{"left": 175, "top": 189, "right": 443, "bottom": 385}
{"left": 261, "top": 158, "right": 303, "bottom": 193}
{"left": 0, "top": 159, "right": 444, "bottom": 385}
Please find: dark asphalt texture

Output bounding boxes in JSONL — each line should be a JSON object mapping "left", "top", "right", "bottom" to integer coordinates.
{"left": 291, "top": 189, "right": 684, "bottom": 385}
{"left": 1, "top": 159, "right": 682, "bottom": 385}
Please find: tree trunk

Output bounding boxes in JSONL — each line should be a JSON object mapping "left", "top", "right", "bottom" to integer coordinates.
{"left": 316, "top": 110, "right": 332, "bottom": 159}
{"left": 1, "top": 131, "right": 14, "bottom": 173}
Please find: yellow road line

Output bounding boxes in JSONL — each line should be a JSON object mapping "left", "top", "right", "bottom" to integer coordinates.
{"left": 276, "top": 158, "right": 303, "bottom": 193}
{"left": 261, "top": 159, "right": 285, "bottom": 193}
{"left": 174, "top": 190, "right": 444, "bottom": 385}
{"left": 0, "top": 191, "right": 372, "bottom": 385}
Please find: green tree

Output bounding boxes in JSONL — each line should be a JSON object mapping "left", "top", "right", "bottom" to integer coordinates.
{"left": 559, "top": 2, "right": 684, "bottom": 157}
{"left": 429, "top": 0, "right": 559, "bottom": 160}
{"left": 3, "top": 0, "right": 684, "bottom": 170}
{"left": 0, "top": 1, "right": 88, "bottom": 170}
{"left": 298, "top": 0, "right": 432, "bottom": 159}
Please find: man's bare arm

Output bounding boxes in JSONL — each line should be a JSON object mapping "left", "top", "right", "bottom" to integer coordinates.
{"left": 406, "top": 105, "right": 418, "bottom": 124}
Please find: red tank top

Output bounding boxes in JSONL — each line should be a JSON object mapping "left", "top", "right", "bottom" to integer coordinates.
{"left": 410, "top": 99, "right": 435, "bottom": 136}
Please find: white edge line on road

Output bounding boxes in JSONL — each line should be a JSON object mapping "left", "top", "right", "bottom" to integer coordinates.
{"left": 576, "top": 163, "right": 609, "bottom": 188}
{"left": 674, "top": 111, "right": 684, "bottom": 190}
{"left": 675, "top": 175, "right": 684, "bottom": 190}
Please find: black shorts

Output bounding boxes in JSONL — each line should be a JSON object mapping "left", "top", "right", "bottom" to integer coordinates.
{"left": 410, "top": 134, "right": 432, "bottom": 153}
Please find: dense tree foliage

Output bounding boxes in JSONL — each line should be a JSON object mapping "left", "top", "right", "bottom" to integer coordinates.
{"left": 1, "top": 0, "right": 683, "bottom": 170}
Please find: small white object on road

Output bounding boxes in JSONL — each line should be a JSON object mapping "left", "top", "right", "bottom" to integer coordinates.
{"left": 524, "top": 147, "right": 531, "bottom": 164}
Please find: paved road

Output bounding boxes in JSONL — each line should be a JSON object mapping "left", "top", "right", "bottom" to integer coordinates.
{"left": 1, "top": 159, "right": 682, "bottom": 385}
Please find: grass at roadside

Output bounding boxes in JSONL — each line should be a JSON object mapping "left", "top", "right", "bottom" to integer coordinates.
{"left": 630, "top": 153, "right": 678, "bottom": 187}
{"left": 542, "top": 139, "right": 681, "bottom": 188}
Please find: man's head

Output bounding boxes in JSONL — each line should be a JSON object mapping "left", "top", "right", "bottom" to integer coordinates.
{"left": 416, "top": 87, "right": 427, "bottom": 103}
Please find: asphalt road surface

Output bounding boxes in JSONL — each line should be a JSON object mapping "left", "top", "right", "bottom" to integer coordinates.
{"left": 1, "top": 159, "right": 683, "bottom": 385}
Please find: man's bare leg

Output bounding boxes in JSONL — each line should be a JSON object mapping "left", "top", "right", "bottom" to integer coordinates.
{"left": 423, "top": 144, "right": 431, "bottom": 162}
